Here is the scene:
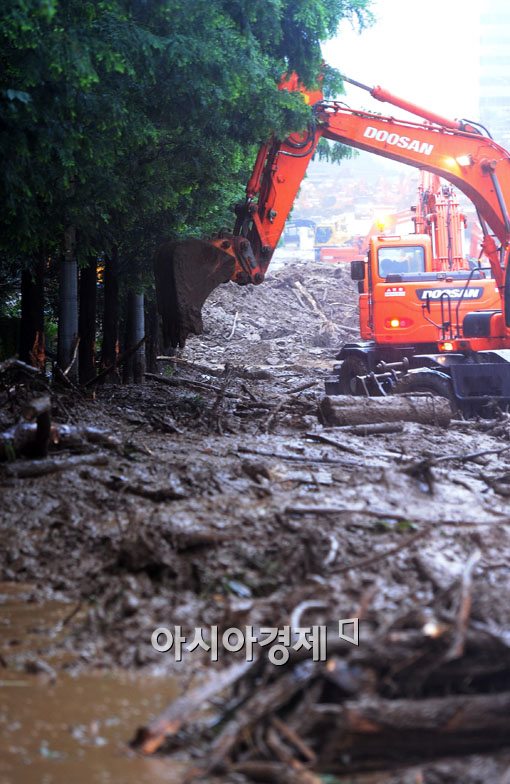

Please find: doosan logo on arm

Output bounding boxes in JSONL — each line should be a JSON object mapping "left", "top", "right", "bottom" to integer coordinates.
{"left": 363, "top": 126, "right": 434, "bottom": 156}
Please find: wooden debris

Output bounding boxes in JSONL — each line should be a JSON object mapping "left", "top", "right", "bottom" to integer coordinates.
{"left": 149, "top": 413, "right": 184, "bottom": 435}
{"left": 304, "top": 431, "right": 363, "bottom": 456}
{"left": 312, "top": 690, "right": 510, "bottom": 736}
{"left": 145, "top": 371, "right": 241, "bottom": 399}
{"left": 327, "top": 422, "right": 405, "bottom": 436}
{"left": 232, "top": 761, "right": 322, "bottom": 784}
{"left": 0, "top": 358, "right": 42, "bottom": 377}
{"left": 84, "top": 335, "right": 146, "bottom": 387}
{"left": 287, "top": 380, "right": 318, "bottom": 395}
{"left": 2, "top": 452, "right": 109, "bottom": 478}
{"left": 131, "top": 658, "right": 256, "bottom": 754}
{"left": 104, "top": 474, "right": 187, "bottom": 502}
{"left": 0, "top": 396, "right": 52, "bottom": 460}
{"left": 319, "top": 394, "right": 451, "bottom": 427}
{"left": 227, "top": 310, "right": 239, "bottom": 340}
{"left": 207, "top": 662, "right": 318, "bottom": 772}
{"left": 405, "top": 445, "right": 510, "bottom": 476}
{"left": 445, "top": 549, "right": 482, "bottom": 661}
{"left": 0, "top": 420, "right": 120, "bottom": 462}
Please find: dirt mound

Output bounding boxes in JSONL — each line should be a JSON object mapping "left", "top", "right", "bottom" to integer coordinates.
{"left": 1, "top": 256, "right": 510, "bottom": 782}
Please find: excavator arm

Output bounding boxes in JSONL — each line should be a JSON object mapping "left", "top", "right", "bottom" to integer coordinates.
{"left": 156, "top": 75, "right": 510, "bottom": 347}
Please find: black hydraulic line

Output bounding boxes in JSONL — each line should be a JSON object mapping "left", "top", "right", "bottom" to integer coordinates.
{"left": 476, "top": 208, "right": 490, "bottom": 239}
{"left": 460, "top": 118, "right": 492, "bottom": 138}
{"left": 488, "top": 169, "right": 510, "bottom": 235}
{"left": 286, "top": 126, "right": 316, "bottom": 149}
{"left": 279, "top": 130, "right": 317, "bottom": 158}
{"left": 446, "top": 197, "right": 453, "bottom": 270}
{"left": 455, "top": 267, "right": 478, "bottom": 338}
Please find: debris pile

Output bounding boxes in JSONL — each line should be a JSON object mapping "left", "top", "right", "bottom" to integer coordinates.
{"left": 1, "top": 257, "right": 510, "bottom": 782}
{"left": 132, "top": 585, "right": 510, "bottom": 782}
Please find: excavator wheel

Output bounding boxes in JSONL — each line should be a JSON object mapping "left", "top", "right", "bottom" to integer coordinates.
{"left": 395, "top": 370, "right": 457, "bottom": 413}
{"left": 337, "top": 355, "right": 370, "bottom": 395}
{"left": 154, "top": 238, "right": 236, "bottom": 348}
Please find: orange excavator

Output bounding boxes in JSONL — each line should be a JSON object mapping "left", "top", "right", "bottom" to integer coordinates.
{"left": 155, "top": 73, "right": 510, "bottom": 413}
{"left": 334, "top": 170, "right": 499, "bottom": 397}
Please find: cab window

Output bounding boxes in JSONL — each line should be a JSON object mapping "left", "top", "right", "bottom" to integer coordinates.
{"left": 378, "top": 246, "right": 425, "bottom": 277}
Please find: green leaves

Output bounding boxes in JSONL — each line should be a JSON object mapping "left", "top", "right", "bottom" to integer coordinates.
{"left": 0, "top": 0, "right": 372, "bottom": 273}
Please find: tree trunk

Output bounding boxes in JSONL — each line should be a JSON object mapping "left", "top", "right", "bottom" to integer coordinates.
{"left": 123, "top": 289, "right": 145, "bottom": 384}
{"left": 314, "top": 692, "right": 510, "bottom": 770}
{"left": 78, "top": 256, "right": 97, "bottom": 384}
{"left": 100, "top": 245, "right": 120, "bottom": 382}
{"left": 145, "top": 294, "right": 161, "bottom": 375}
{"left": 57, "top": 227, "right": 78, "bottom": 378}
{"left": 319, "top": 394, "right": 451, "bottom": 427}
{"left": 19, "top": 254, "right": 45, "bottom": 368}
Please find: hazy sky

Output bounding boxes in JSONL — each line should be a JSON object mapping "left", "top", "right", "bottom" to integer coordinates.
{"left": 323, "top": 0, "right": 482, "bottom": 122}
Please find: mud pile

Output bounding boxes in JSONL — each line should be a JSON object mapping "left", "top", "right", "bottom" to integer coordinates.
{"left": 1, "top": 256, "right": 510, "bottom": 783}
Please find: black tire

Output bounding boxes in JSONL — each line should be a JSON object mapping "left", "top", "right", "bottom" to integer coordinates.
{"left": 396, "top": 370, "right": 457, "bottom": 413}
{"left": 338, "top": 355, "right": 369, "bottom": 395}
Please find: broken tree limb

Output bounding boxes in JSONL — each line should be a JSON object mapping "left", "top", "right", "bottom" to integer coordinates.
{"left": 145, "top": 371, "right": 241, "bottom": 399}
{"left": 319, "top": 395, "right": 451, "bottom": 427}
{"left": 2, "top": 452, "right": 109, "bottom": 478}
{"left": 324, "top": 422, "right": 405, "bottom": 436}
{"left": 270, "top": 715, "right": 317, "bottom": 764}
{"left": 63, "top": 335, "right": 80, "bottom": 376}
{"left": 207, "top": 661, "right": 319, "bottom": 772}
{"left": 445, "top": 549, "right": 482, "bottom": 661}
{"left": 0, "top": 358, "right": 42, "bottom": 376}
{"left": 131, "top": 658, "right": 256, "bottom": 755}
{"left": 304, "top": 431, "right": 367, "bottom": 456}
{"left": 227, "top": 310, "right": 239, "bottom": 340}
{"left": 405, "top": 445, "right": 510, "bottom": 476}
{"left": 287, "top": 381, "right": 318, "bottom": 395}
{"left": 292, "top": 281, "right": 332, "bottom": 326}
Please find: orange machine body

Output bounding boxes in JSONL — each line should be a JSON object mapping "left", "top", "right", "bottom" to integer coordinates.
{"left": 358, "top": 233, "right": 500, "bottom": 346}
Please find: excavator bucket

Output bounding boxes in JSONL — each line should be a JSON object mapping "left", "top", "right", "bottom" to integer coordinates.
{"left": 154, "top": 238, "right": 235, "bottom": 348}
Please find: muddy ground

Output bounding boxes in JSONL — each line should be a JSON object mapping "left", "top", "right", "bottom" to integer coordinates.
{"left": 1, "top": 257, "right": 510, "bottom": 782}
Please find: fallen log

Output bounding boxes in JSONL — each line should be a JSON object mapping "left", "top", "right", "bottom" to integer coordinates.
{"left": 313, "top": 691, "right": 510, "bottom": 734}
{"left": 318, "top": 394, "right": 451, "bottom": 427}
{"left": 312, "top": 692, "right": 510, "bottom": 770}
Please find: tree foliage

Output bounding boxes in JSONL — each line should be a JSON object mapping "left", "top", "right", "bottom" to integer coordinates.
{"left": 0, "top": 0, "right": 372, "bottom": 365}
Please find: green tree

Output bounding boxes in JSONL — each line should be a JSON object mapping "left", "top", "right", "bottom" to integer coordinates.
{"left": 0, "top": 0, "right": 373, "bottom": 372}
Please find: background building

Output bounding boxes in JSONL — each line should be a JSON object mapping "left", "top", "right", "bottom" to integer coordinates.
{"left": 479, "top": 1, "right": 510, "bottom": 148}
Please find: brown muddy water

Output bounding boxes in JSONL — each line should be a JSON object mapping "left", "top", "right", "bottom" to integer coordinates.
{"left": 0, "top": 583, "right": 184, "bottom": 784}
